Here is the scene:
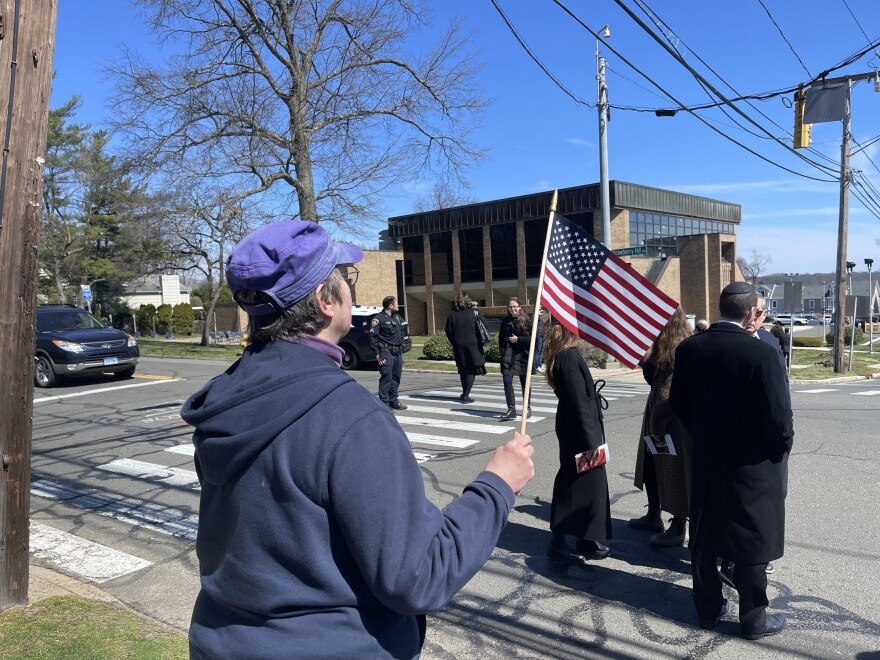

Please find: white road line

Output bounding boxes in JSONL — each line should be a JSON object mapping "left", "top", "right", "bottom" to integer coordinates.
{"left": 796, "top": 389, "right": 839, "bottom": 394}
{"left": 394, "top": 416, "right": 513, "bottom": 434}
{"left": 96, "top": 458, "right": 201, "bottom": 490}
{"left": 413, "top": 453, "right": 435, "bottom": 464}
{"left": 399, "top": 402, "right": 546, "bottom": 421}
{"left": 33, "top": 378, "right": 184, "bottom": 404}
{"left": 30, "top": 521, "right": 152, "bottom": 583}
{"left": 403, "top": 395, "right": 557, "bottom": 414}
{"left": 165, "top": 444, "right": 195, "bottom": 456}
{"left": 407, "top": 433, "right": 479, "bottom": 448}
{"left": 417, "top": 390, "right": 559, "bottom": 406}
{"left": 852, "top": 390, "right": 880, "bottom": 396}
{"left": 32, "top": 480, "right": 200, "bottom": 540}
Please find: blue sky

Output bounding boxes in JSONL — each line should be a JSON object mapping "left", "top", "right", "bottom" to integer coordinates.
{"left": 51, "top": 1, "right": 880, "bottom": 276}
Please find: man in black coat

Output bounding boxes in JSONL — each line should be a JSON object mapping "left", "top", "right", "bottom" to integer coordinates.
{"left": 670, "top": 282, "right": 793, "bottom": 640}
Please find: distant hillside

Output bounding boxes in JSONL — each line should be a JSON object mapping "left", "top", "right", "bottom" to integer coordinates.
{"left": 761, "top": 272, "right": 872, "bottom": 286}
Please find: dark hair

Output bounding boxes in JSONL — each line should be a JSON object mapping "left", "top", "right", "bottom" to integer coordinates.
{"left": 454, "top": 292, "right": 472, "bottom": 311}
{"left": 507, "top": 297, "right": 530, "bottom": 334}
{"left": 648, "top": 307, "right": 691, "bottom": 371}
{"left": 239, "top": 269, "right": 344, "bottom": 343}
{"left": 719, "top": 288, "right": 756, "bottom": 321}
{"left": 542, "top": 324, "right": 579, "bottom": 390}
{"left": 382, "top": 295, "right": 396, "bottom": 311}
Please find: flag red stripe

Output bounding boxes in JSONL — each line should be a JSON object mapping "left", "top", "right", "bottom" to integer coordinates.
{"left": 603, "top": 256, "right": 679, "bottom": 323}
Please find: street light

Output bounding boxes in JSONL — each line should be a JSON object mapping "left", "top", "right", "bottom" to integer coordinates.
{"left": 846, "top": 261, "right": 856, "bottom": 295}
{"left": 596, "top": 24, "right": 612, "bottom": 366}
{"left": 784, "top": 273, "right": 798, "bottom": 375}
{"left": 866, "top": 258, "right": 874, "bottom": 354}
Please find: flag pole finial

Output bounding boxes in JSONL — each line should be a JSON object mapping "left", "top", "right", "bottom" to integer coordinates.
{"left": 549, "top": 190, "right": 558, "bottom": 214}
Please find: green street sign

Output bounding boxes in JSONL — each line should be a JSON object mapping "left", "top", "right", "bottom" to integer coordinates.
{"left": 612, "top": 246, "right": 647, "bottom": 256}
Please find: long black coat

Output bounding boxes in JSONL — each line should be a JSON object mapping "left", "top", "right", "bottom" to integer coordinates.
{"left": 444, "top": 308, "right": 487, "bottom": 375}
{"left": 669, "top": 323, "right": 793, "bottom": 563}
{"left": 498, "top": 315, "right": 530, "bottom": 376}
{"left": 549, "top": 347, "right": 611, "bottom": 540}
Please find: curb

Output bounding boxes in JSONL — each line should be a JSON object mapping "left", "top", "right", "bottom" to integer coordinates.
{"left": 789, "top": 372, "right": 879, "bottom": 385}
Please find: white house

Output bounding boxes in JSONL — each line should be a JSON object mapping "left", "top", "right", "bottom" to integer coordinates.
{"left": 121, "top": 274, "right": 191, "bottom": 309}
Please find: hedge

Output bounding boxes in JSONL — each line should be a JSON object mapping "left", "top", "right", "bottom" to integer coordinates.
{"left": 792, "top": 336, "right": 823, "bottom": 348}
{"left": 825, "top": 327, "right": 864, "bottom": 346}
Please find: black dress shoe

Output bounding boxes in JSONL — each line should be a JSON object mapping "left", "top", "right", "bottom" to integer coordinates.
{"left": 389, "top": 401, "right": 408, "bottom": 410}
{"left": 742, "top": 613, "right": 785, "bottom": 640}
{"left": 498, "top": 408, "right": 516, "bottom": 422}
{"left": 459, "top": 396, "right": 475, "bottom": 404}
{"left": 546, "top": 539, "right": 571, "bottom": 562}
{"left": 573, "top": 539, "right": 610, "bottom": 561}
{"left": 699, "top": 599, "right": 729, "bottom": 630}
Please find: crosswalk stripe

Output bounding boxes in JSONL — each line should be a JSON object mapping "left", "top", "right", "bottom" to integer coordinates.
{"left": 406, "top": 433, "right": 479, "bottom": 448}
{"left": 852, "top": 390, "right": 880, "bottom": 396}
{"left": 403, "top": 395, "right": 556, "bottom": 414}
{"left": 165, "top": 444, "right": 195, "bottom": 456}
{"left": 394, "top": 416, "right": 513, "bottom": 434}
{"left": 397, "top": 403, "right": 546, "bottom": 422}
{"left": 96, "top": 458, "right": 201, "bottom": 490}
{"left": 30, "top": 521, "right": 152, "bottom": 583}
{"left": 413, "top": 453, "right": 435, "bottom": 464}
{"left": 416, "top": 390, "right": 559, "bottom": 406}
{"left": 31, "top": 479, "right": 200, "bottom": 540}
{"left": 796, "top": 389, "right": 839, "bottom": 394}
{"left": 33, "top": 378, "right": 184, "bottom": 404}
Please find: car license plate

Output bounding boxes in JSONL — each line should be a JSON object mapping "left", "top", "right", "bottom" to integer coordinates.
{"left": 103, "top": 357, "right": 118, "bottom": 366}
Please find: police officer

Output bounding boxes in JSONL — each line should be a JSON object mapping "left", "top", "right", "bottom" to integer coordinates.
{"left": 370, "top": 296, "right": 408, "bottom": 410}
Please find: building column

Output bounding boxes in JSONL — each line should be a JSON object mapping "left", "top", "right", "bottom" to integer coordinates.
{"left": 423, "top": 234, "right": 436, "bottom": 335}
{"left": 482, "top": 225, "right": 494, "bottom": 307}
{"left": 516, "top": 220, "right": 527, "bottom": 301}
{"left": 451, "top": 229, "right": 462, "bottom": 298}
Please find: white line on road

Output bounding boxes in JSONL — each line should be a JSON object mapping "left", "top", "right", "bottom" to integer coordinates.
{"left": 394, "top": 416, "right": 514, "bottom": 434}
{"left": 32, "top": 480, "right": 200, "bottom": 540}
{"left": 96, "top": 458, "right": 201, "bottom": 490}
{"left": 852, "top": 390, "right": 880, "bottom": 396}
{"left": 165, "top": 444, "right": 195, "bottom": 456}
{"left": 413, "top": 453, "right": 435, "bottom": 464}
{"left": 33, "top": 378, "right": 184, "bottom": 404}
{"left": 30, "top": 521, "right": 152, "bottom": 583}
{"left": 397, "top": 403, "right": 546, "bottom": 422}
{"left": 796, "top": 389, "right": 839, "bottom": 394}
{"left": 414, "top": 391, "right": 559, "bottom": 408}
{"left": 406, "top": 433, "right": 479, "bottom": 448}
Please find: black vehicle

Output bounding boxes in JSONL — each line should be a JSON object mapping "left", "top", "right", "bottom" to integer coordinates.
{"left": 34, "top": 305, "right": 140, "bottom": 388}
{"left": 339, "top": 305, "right": 411, "bottom": 370}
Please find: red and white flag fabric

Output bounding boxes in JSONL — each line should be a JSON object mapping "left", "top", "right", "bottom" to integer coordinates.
{"left": 541, "top": 211, "right": 679, "bottom": 368}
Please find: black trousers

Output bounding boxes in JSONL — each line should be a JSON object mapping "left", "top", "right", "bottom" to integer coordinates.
{"left": 691, "top": 513, "right": 769, "bottom": 634}
{"left": 378, "top": 349, "right": 403, "bottom": 404}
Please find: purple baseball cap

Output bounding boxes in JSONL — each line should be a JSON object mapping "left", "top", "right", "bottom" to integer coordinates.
{"left": 226, "top": 220, "right": 363, "bottom": 316}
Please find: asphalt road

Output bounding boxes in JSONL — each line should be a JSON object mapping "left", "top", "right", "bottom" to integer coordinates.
{"left": 29, "top": 356, "right": 880, "bottom": 659}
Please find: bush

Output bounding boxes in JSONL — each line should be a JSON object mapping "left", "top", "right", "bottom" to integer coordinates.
{"left": 156, "top": 304, "right": 173, "bottom": 333}
{"left": 825, "top": 326, "right": 864, "bottom": 346}
{"left": 172, "top": 303, "right": 195, "bottom": 334}
{"left": 422, "top": 332, "right": 453, "bottom": 360}
{"left": 136, "top": 304, "right": 156, "bottom": 334}
{"left": 484, "top": 333, "right": 501, "bottom": 363}
{"left": 792, "top": 336, "right": 823, "bottom": 348}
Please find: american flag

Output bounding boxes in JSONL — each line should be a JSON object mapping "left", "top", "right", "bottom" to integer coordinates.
{"left": 541, "top": 212, "right": 679, "bottom": 368}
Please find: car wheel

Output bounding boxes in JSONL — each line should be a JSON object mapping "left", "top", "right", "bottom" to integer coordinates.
{"left": 341, "top": 344, "right": 360, "bottom": 370}
{"left": 34, "top": 355, "right": 56, "bottom": 388}
{"left": 114, "top": 366, "right": 136, "bottom": 379}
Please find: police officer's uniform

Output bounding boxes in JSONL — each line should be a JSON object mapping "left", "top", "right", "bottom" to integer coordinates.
{"left": 370, "top": 309, "right": 408, "bottom": 409}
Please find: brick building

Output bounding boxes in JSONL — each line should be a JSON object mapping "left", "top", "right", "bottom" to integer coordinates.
{"left": 386, "top": 181, "right": 742, "bottom": 335}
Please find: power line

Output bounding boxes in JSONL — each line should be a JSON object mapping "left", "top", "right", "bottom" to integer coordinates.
{"left": 545, "top": 0, "right": 838, "bottom": 183}
{"left": 756, "top": 0, "right": 812, "bottom": 78}
{"left": 840, "top": 0, "right": 880, "bottom": 63}
{"left": 851, "top": 134, "right": 880, "bottom": 180}
{"left": 487, "top": 0, "right": 594, "bottom": 109}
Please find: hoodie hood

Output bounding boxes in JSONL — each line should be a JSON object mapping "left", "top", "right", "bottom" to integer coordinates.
{"left": 181, "top": 341, "right": 352, "bottom": 485}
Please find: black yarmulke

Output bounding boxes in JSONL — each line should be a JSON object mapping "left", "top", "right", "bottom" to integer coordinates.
{"left": 721, "top": 282, "right": 755, "bottom": 295}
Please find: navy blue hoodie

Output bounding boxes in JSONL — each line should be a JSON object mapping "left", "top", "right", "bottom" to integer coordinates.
{"left": 181, "top": 340, "right": 514, "bottom": 659}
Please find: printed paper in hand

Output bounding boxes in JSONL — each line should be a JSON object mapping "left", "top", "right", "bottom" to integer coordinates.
{"left": 574, "top": 443, "right": 610, "bottom": 474}
{"left": 643, "top": 434, "right": 677, "bottom": 456}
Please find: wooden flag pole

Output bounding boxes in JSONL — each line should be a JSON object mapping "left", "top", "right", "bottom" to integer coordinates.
{"left": 519, "top": 190, "right": 559, "bottom": 434}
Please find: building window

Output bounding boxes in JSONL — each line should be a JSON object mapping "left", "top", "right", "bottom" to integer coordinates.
{"left": 402, "top": 236, "right": 425, "bottom": 286}
{"left": 490, "top": 222, "right": 517, "bottom": 281}
{"left": 809, "top": 299, "right": 815, "bottom": 309}
{"left": 524, "top": 219, "right": 548, "bottom": 277}
{"left": 458, "top": 228, "right": 484, "bottom": 283}
{"left": 629, "top": 211, "right": 735, "bottom": 257}
{"left": 428, "top": 232, "right": 453, "bottom": 285}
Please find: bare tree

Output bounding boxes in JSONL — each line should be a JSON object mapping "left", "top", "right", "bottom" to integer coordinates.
{"left": 111, "top": 0, "right": 487, "bottom": 231}
{"left": 737, "top": 250, "right": 773, "bottom": 285}
{"left": 413, "top": 180, "right": 477, "bottom": 212}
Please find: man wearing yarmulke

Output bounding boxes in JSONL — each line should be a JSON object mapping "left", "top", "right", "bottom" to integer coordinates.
{"left": 670, "top": 281, "right": 793, "bottom": 641}
{"left": 181, "top": 220, "right": 534, "bottom": 659}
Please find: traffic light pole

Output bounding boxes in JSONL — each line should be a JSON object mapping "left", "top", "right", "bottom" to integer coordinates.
{"left": 832, "top": 82, "right": 851, "bottom": 372}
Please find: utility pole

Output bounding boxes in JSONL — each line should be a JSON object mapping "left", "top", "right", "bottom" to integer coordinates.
{"left": 0, "top": 0, "right": 58, "bottom": 609}
{"left": 596, "top": 25, "right": 613, "bottom": 366}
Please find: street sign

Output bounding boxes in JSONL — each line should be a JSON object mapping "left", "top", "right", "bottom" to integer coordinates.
{"left": 612, "top": 246, "right": 647, "bottom": 257}
{"left": 80, "top": 284, "right": 92, "bottom": 301}
{"left": 783, "top": 281, "right": 802, "bottom": 313}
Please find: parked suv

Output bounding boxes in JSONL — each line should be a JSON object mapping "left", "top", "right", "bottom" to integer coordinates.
{"left": 34, "top": 305, "right": 140, "bottom": 388}
{"left": 338, "top": 305, "right": 412, "bottom": 370}
{"left": 772, "top": 313, "right": 809, "bottom": 326}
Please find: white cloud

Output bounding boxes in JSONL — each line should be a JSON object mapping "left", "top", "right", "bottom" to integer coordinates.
{"left": 565, "top": 137, "right": 595, "bottom": 148}
{"left": 668, "top": 179, "right": 830, "bottom": 196}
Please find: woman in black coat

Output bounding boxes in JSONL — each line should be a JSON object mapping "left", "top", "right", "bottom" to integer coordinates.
{"left": 543, "top": 323, "right": 612, "bottom": 563}
{"left": 444, "top": 292, "right": 487, "bottom": 403}
{"left": 497, "top": 297, "right": 531, "bottom": 421}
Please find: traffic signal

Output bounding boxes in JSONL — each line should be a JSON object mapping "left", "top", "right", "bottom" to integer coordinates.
{"left": 793, "top": 87, "right": 811, "bottom": 149}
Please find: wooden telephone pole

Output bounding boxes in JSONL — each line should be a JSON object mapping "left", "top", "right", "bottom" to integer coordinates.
{"left": 0, "top": 0, "right": 57, "bottom": 609}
